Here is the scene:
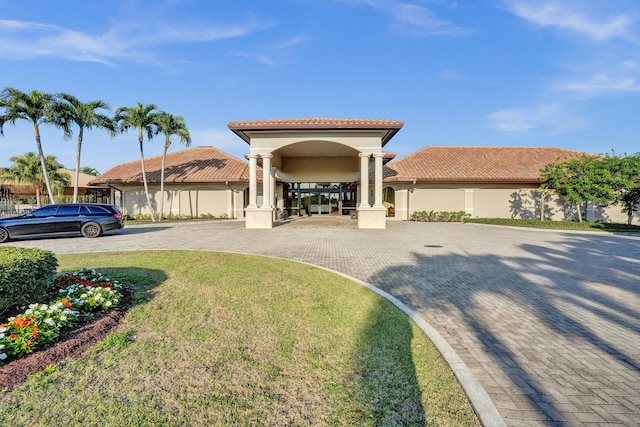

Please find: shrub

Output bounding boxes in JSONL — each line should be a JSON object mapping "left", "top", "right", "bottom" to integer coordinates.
{"left": 0, "top": 247, "right": 58, "bottom": 316}
{"left": 410, "top": 210, "right": 470, "bottom": 222}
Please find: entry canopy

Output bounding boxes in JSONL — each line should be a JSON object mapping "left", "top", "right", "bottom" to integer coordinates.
{"left": 228, "top": 118, "right": 404, "bottom": 229}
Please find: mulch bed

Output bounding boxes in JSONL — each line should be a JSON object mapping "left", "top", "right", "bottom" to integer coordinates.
{"left": 0, "top": 287, "right": 132, "bottom": 392}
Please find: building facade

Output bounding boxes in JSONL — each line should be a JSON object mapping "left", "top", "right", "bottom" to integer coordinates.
{"left": 90, "top": 118, "right": 640, "bottom": 226}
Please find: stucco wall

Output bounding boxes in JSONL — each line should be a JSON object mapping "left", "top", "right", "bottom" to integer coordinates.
{"left": 385, "top": 182, "right": 639, "bottom": 224}
{"left": 117, "top": 183, "right": 246, "bottom": 218}
{"left": 410, "top": 188, "right": 465, "bottom": 212}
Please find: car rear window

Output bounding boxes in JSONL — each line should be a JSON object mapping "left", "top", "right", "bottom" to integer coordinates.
{"left": 86, "top": 205, "right": 111, "bottom": 215}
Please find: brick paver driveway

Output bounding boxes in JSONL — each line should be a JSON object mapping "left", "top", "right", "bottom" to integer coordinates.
{"left": 7, "top": 219, "right": 640, "bottom": 426}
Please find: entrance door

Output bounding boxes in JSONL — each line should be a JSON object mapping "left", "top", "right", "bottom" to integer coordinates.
{"left": 284, "top": 182, "right": 356, "bottom": 216}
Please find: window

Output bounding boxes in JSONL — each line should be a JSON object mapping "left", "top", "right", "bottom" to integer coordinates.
{"left": 57, "top": 205, "right": 80, "bottom": 216}
{"left": 32, "top": 206, "right": 58, "bottom": 217}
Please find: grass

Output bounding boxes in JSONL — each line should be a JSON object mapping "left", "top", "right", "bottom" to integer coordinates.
{"left": 465, "top": 217, "right": 640, "bottom": 232}
{"left": 0, "top": 251, "right": 479, "bottom": 426}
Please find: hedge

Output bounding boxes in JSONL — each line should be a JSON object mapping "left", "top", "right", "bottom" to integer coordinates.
{"left": 0, "top": 247, "right": 59, "bottom": 315}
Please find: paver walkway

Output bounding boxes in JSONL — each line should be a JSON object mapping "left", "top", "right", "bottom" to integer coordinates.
{"left": 7, "top": 219, "right": 640, "bottom": 426}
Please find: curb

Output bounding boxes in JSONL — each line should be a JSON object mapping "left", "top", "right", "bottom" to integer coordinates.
{"left": 308, "top": 263, "right": 507, "bottom": 427}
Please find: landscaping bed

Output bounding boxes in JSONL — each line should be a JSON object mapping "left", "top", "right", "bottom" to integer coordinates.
{"left": 0, "top": 287, "right": 131, "bottom": 391}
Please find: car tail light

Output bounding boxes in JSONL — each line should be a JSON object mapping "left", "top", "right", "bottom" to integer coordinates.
{"left": 113, "top": 213, "right": 122, "bottom": 220}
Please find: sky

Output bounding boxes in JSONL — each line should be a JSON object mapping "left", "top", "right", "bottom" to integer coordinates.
{"left": 1, "top": 0, "right": 639, "bottom": 173}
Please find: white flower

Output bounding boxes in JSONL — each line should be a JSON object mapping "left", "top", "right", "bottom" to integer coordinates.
{"left": 44, "top": 318, "right": 55, "bottom": 326}
{"left": 0, "top": 325, "right": 6, "bottom": 333}
{"left": 105, "top": 301, "right": 112, "bottom": 307}
{"left": 0, "top": 333, "right": 4, "bottom": 339}
{"left": 0, "top": 344, "right": 4, "bottom": 350}
{"left": 60, "top": 315, "right": 67, "bottom": 322}
{"left": 0, "top": 353, "right": 6, "bottom": 360}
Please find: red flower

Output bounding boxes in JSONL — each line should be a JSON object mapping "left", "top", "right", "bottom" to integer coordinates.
{"left": 9, "top": 334, "right": 16, "bottom": 340}
{"left": 32, "top": 333, "right": 39, "bottom": 339}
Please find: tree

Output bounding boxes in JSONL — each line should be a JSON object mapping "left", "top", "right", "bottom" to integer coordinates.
{"left": 0, "top": 88, "right": 66, "bottom": 204}
{"left": 540, "top": 154, "right": 615, "bottom": 222}
{"left": 607, "top": 153, "right": 640, "bottom": 225}
{"left": 80, "top": 166, "right": 100, "bottom": 176}
{"left": 114, "top": 102, "right": 160, "bottom": 221}
{"left": 0, "top": 152, "right": 70, "bottom": 207}
{"left": 155, "top": 112, "right": 191, "bottom": 221}
{"left": 56, "top": 94, "right": 115, "bottom": 203}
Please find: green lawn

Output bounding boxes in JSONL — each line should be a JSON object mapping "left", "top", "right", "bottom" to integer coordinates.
{"left": 0, "top": 251, "right": 479, "bottom": 426}
{"left": 465, "top": 217, "right": 640, "bottom": 232}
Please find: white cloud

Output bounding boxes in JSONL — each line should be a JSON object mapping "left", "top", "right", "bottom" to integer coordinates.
{"left": 340, "top": 0, "right": 473, "bottom": 36}
{"left": 0, "top": 18, "right": 269, "bottom": 66}
{"left": 438, "top": 69, "right": 464, "bottom": 80}
{"left": 488, "top": 104, "right": 586, "bottom": 134}
{"left": 555, "top": 73, "right": 640, "bottom": 96}
{"left": 502, "top": 0, "right": 636, "bottom": 41}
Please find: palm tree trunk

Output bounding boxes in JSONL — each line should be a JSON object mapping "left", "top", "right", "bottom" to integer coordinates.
{"left": 35, "top": 186, "right": 42, "bottom": 208}
{"left": 33, "top": 124, "right": 56, "bottom": 204}
{"left": 576, "top": 202, "right": 583, "bottom": 222}
{"left": 159, "top": 140, "right": 169, "bottom": 222}
{"left": 139, "top": 134, "right": 156, "bottom": 222}
{"left": 73, "top": 128, "right": 84, "bottom": 203}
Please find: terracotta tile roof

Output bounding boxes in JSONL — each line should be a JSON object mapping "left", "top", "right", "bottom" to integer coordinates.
{"left": 228, "top": 118, "right": 404, "bottom": 145}
{"left": 384, "top": 146, "right": 585, "bottom": 183}
{"left": 89, "top": 146, "right": 252, "bottom": 185}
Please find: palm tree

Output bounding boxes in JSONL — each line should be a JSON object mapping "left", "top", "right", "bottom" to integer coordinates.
{"left": 114, "top": 102, "right": 160, "bottom": 221}
{"left": 0, "top": 88, "right": 65, "bottom": 204}
{"left": 0, "top": 152, "right": 70, "bottom": 207}
{"left": 80, "top": 166, "right": 100, "bottom": 176}
{"left": 56, "top": 94, "right": 115, "bottom": 203}
{"left": 155, "top": 112, "right": 191, "bottom": 221}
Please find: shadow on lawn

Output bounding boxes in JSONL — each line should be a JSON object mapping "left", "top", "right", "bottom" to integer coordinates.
{"left": 85, "top": 266, "right": 168, "bottom": 306}
{"left": 370, "top": 232, "right": 640, "bottom": 425}
{"left": 355, "top": 299, "right": 426, "bottom": 425}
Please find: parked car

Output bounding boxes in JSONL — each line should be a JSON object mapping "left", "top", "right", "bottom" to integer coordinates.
{"left": 0, "top": 203, "right": 125, "bottom": 243}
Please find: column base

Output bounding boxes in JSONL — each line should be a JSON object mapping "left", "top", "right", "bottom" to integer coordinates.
{"left": 245, "top": 207, "right": 274, "bottom": 229}
{"left": 357, "top": 206, "right": 386, "bottom": 229}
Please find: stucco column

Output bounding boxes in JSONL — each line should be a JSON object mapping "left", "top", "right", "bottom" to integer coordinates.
{"left": 261, "top": 154, "right": 273, "bottom": 208}
{"left": 247, "top": 153, "right": 259, "bottom": 208}
{"left": 359, "top": 153, "right": 370, "bottom": 208}
{"left": 373, "top": 153, "right": 384, "bottom": 208}
{"left": 270, "top": 166, "right": 276, "bottom": 208}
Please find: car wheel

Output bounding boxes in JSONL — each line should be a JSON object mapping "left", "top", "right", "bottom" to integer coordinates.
{"left": 81, "top": 222, "right": 103, "bottom": 238}
{"left": 0, "top": 227, "right": 9, "bottom": 243}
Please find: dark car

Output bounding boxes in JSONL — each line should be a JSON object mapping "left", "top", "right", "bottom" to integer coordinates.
{"left": 0, "top": 203, "right": 125, "bottom": 243}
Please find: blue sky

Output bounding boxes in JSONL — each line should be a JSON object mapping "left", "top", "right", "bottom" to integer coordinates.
{"left": 1, "top": 0, "right": 639, "bottom": 173}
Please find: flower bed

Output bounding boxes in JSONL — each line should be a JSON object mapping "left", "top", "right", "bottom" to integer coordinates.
{"left": 0, "top": 269, "right": 123, "bottom": 364}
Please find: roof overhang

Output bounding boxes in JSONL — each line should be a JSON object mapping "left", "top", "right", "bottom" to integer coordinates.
{"left": 228, "top": 118, "right": 404, "bottom": 147}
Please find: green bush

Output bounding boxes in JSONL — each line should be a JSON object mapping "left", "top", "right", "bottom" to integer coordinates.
{"left": 0, "top": 247, "right": 58, "bottom": 315}
{"left": 410, "top": 210, "right": 470, "bottom": 222}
